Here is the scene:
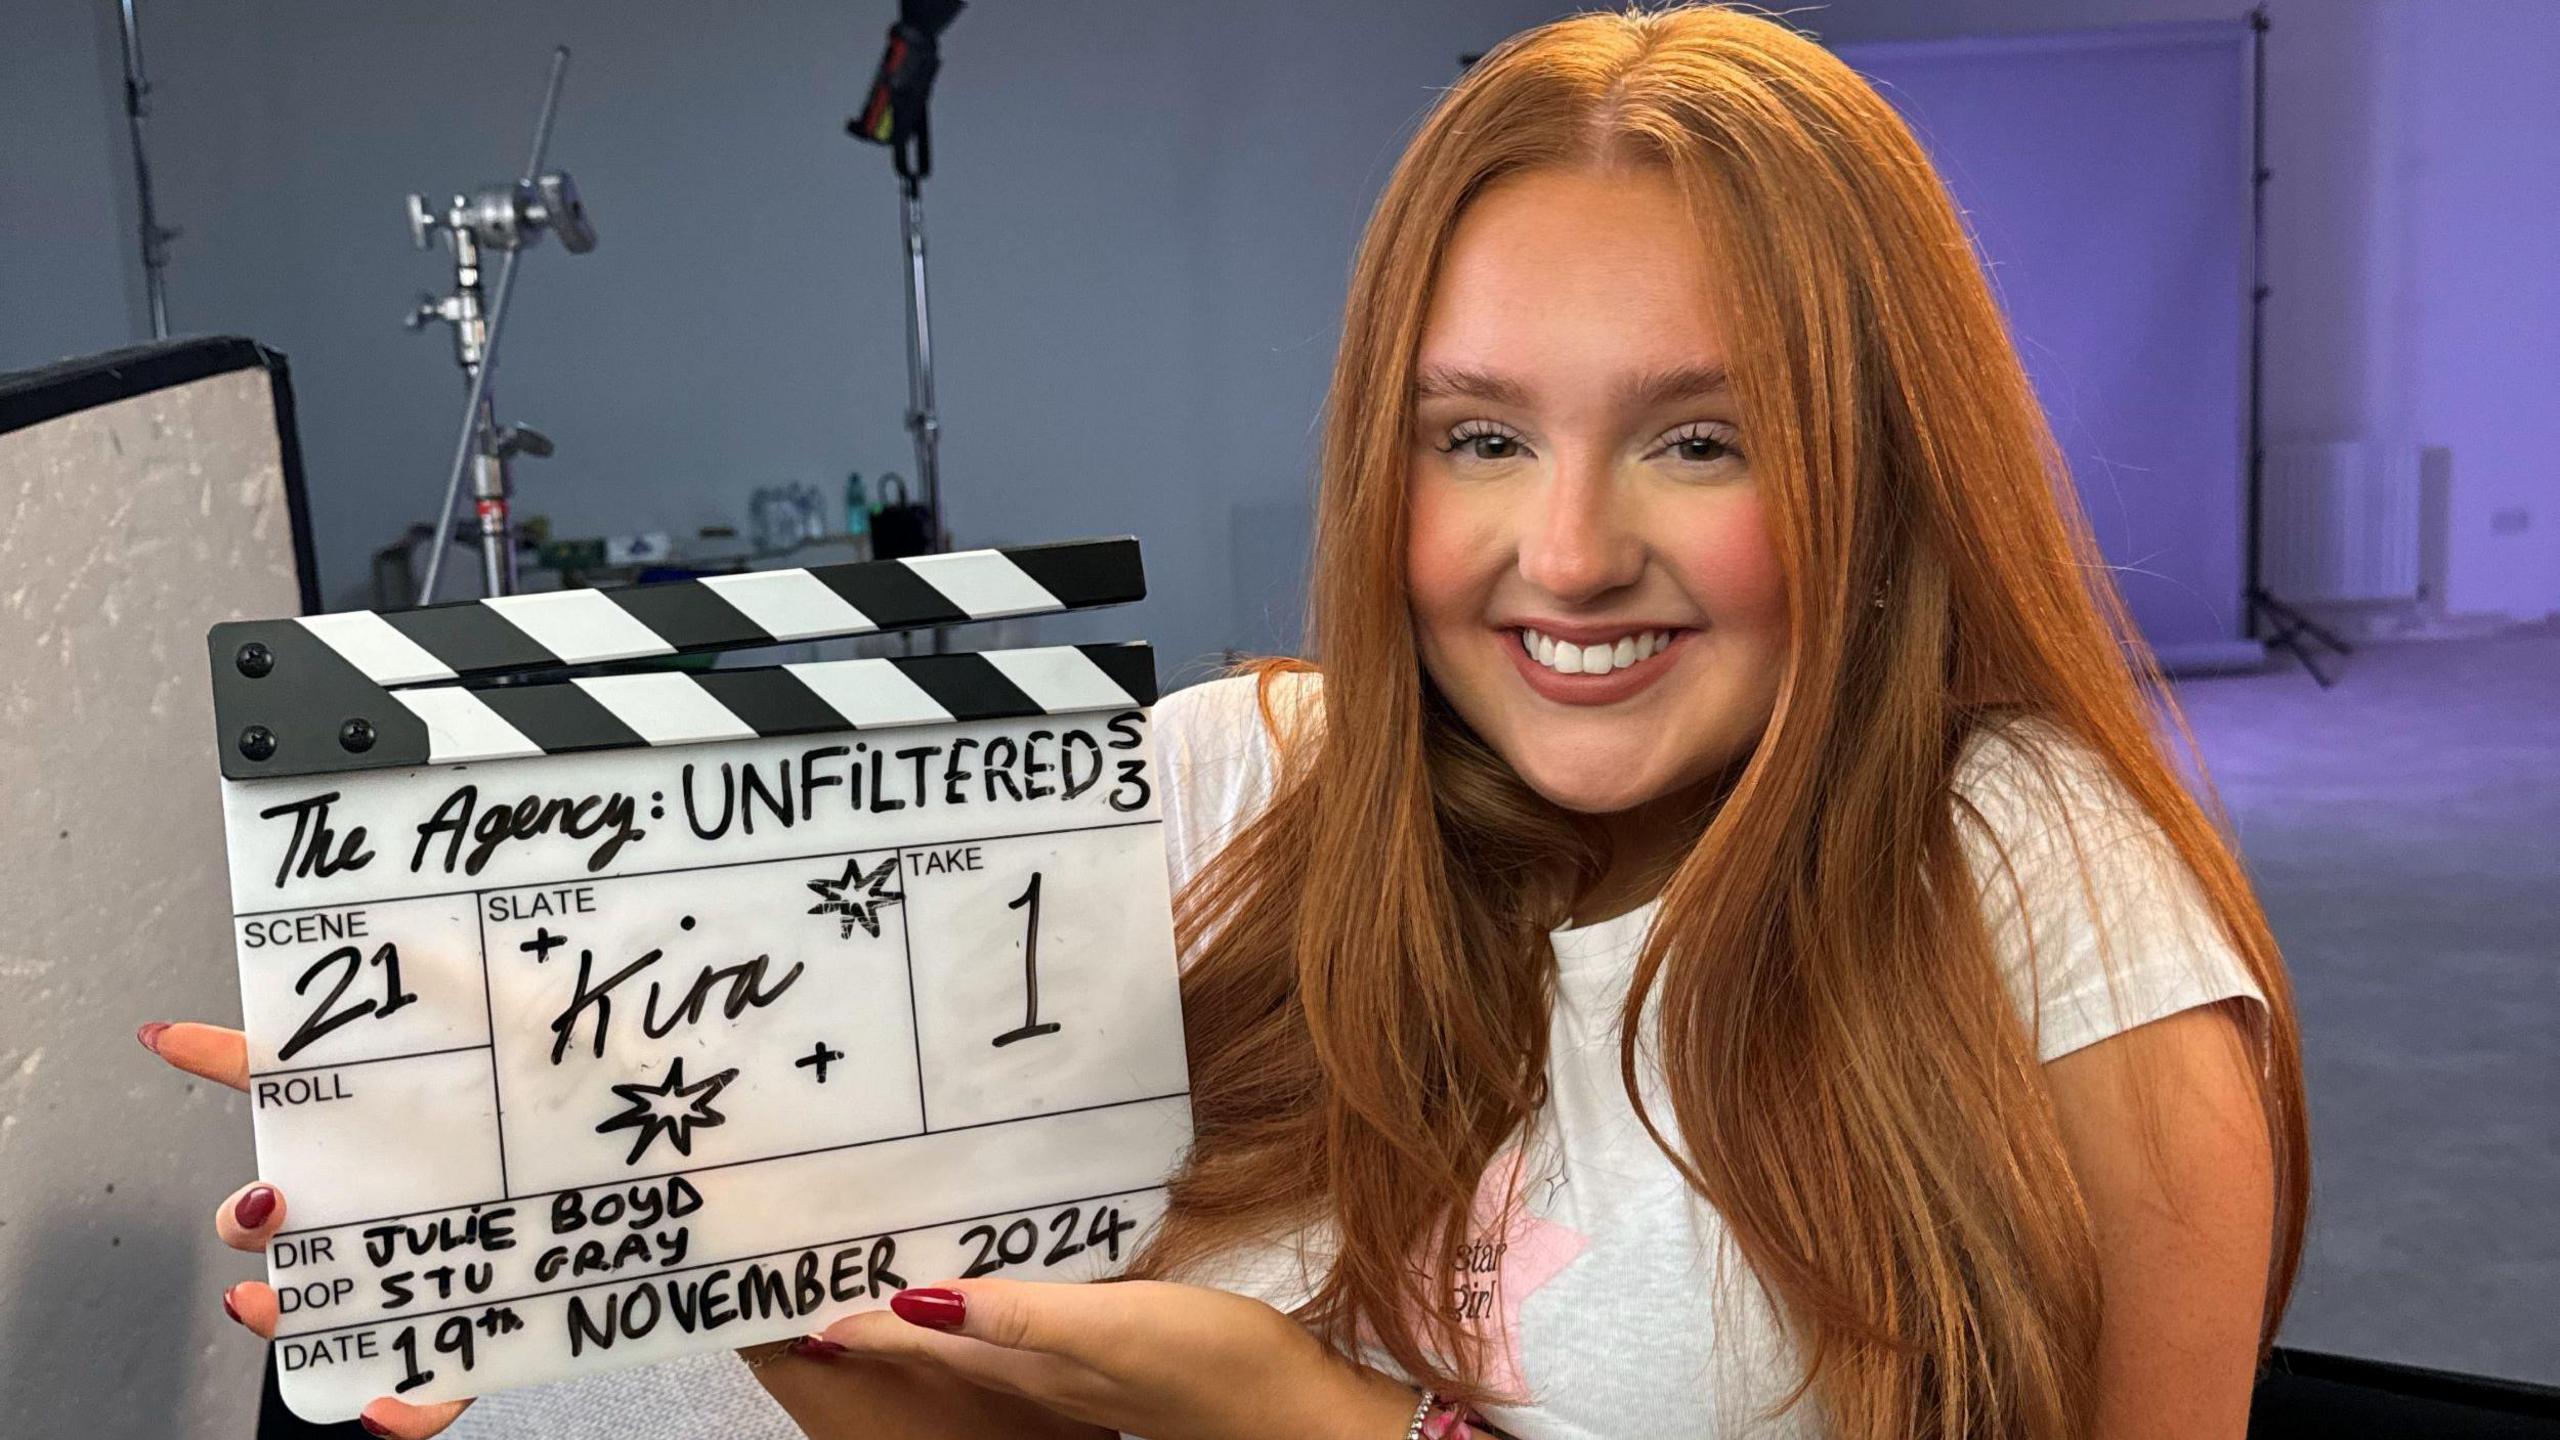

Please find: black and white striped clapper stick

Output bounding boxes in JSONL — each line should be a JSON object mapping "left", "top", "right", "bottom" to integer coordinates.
{"left": 294, "top": 537, "right": 1140, "bottom": 685}
{"left": 208, "top": 536, "right": 1152, "bottom": 780}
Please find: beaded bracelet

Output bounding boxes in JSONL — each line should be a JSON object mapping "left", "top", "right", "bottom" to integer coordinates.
{"left": 1404, "top": 1388, "right": 1478, "bottom": 1440}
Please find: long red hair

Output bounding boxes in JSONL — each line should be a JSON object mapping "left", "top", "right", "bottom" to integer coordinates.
{"left": 1126, "top": 7, "right": 2309, "bottom": 1436}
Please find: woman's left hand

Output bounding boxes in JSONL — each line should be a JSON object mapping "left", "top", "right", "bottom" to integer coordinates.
{"left": 806, "top": 1277, "right": 1422, "bottom": 1440}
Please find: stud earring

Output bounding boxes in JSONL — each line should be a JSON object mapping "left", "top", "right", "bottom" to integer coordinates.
{"left": 1871, "top": 582, "right": 1888, "bottom": 610}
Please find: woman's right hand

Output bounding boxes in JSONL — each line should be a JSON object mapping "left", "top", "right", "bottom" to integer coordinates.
{"left": 141, "top": 1021, "right": 474, "bottom": 1440}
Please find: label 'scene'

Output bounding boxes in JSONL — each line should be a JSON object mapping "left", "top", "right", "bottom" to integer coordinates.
{"left": 217, "top": 704, "right": 1191, "bottom": 1421}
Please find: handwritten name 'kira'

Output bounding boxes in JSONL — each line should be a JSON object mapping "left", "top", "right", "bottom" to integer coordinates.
{"left": 258, "top": 786, "right": 645, "bottom": 889}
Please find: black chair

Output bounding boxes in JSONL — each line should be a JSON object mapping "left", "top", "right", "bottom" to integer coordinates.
{"left": 2252, "top": 1346, "right": 2560, "bottom": 1438}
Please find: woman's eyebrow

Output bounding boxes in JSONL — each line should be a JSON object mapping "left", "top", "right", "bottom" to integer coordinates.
{"left": 1412, "top": 364, "right": 1531, "bottom": 405}
{"left": 1410, "top": 361, "right": 1732, "bottom": 407}
{"left": 1618, "top": 361, "right": 1732, "bottom": 407}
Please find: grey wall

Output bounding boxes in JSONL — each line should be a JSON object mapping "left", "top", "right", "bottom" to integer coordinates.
{"left": 0, "top": 0, "right": 151, "bottom": 362}
{"left": 14, "top": 0, "right": 2552, "bottom": 670}
{"left": 110, "top": 0, "right": 1574, "bottom": 685}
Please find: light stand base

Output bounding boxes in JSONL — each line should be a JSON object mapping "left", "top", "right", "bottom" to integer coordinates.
{"left": 2249, "top": 587, "right": 2355, "bottom": 688}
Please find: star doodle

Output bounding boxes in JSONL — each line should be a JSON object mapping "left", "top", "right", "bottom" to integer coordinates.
{"left": 807, "top": 854, "right": 904, "bottom": 939}
{"left": 594, "top": 1056, "right": 740, "bottom": 1166}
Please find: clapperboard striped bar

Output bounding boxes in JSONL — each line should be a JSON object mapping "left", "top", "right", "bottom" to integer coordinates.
{"left": 389, "top": 642, "right": 1155, "bottom": 768}
{"left": 289, "top": 537, "right": 1140, "bottom": 687}
{"left": 208, "top": 537, "right": 1150, "bottom": 780}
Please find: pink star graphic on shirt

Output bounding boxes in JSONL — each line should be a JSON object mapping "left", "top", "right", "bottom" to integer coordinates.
{"left": 1456, "top": 1145, "right": 1588, "bottom": 1402}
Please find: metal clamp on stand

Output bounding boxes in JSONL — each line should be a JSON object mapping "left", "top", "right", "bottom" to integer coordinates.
{"left": 405, "top": 45, "right": 600, "bottom": 605}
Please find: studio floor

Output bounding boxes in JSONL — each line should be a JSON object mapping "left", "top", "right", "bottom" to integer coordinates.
{"left": 2170, "top": 623, "right": 2559, "bottom": 1386}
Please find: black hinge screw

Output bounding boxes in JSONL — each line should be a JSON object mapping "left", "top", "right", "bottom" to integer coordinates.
{"left": 235, "top": 642, "right": 275, "bottom": 678}
{"left": 339, "top": 718, "right": 377, "bottom": 753}
{"left": 238, "top": 726, "right": 278, "bottom": 762}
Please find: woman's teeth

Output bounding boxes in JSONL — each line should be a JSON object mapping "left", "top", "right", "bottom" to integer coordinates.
{"left": 1517, "top": 627, "right": 1674, "bottom": 676}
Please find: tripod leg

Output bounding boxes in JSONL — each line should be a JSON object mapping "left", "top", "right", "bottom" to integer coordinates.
{"left": 2258, "top": 593, "right": 2356, "bottom": 658}
{"left": 2250, "top": 593, "right": 2339, "bottom": 687}
{"left": 2286, "top": 631, "right": 2337, "bottom": 688}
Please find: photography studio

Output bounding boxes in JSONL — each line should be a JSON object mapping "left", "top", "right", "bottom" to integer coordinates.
{"left": 2, "top": 2, "right": 2554, "bottom": 1438}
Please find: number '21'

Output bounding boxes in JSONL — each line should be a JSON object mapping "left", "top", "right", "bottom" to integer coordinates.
{"left": 276, "top": 942, "right": 417, "bottom": 1063}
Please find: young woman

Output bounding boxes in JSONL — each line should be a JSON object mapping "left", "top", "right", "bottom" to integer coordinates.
{"left": 149, "top": 6, "right": 2306, "bottom": 1437}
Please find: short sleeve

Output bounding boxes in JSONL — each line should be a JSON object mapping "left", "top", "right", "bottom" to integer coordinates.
{"left": 1153, "top": 669, "right": 1322, "bottom": 898}
{"left": 1953, "top": 718, "right": 2271, "bottom": 1069}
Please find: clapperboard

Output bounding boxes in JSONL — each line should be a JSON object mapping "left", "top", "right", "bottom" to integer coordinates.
{"left": 205, "top": 538, "right": 1192, "bottom": 1421}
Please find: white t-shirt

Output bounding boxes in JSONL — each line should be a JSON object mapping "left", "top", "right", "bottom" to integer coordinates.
{"left": 1147, "top": 670, "right": 2270, "bottom": 1440}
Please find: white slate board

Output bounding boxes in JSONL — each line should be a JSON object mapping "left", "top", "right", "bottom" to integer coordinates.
{"left": 218, "top": 704, "right": 1190, "bottom": 1421}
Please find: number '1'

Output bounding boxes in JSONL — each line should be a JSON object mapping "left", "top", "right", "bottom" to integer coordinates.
{"left": 994, "top": 872, "right": 1063, "bottom": 1048}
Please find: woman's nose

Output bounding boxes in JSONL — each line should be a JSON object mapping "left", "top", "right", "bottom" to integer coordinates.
{"left": 1517, "top": 461, "right": 1643, "bottom": 603}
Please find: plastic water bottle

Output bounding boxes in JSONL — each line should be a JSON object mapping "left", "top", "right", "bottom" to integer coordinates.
{"left": 845, "top": 472, "right": 872, "bottom": 560}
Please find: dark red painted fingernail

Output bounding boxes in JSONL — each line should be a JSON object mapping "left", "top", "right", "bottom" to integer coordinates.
{"left": 890, "top": 1286, "right": 965, "bottom": 1331}
{"left": 359, "top": 1416, "right": 392, "bottom": 1438}
{"left": 137, "top": 1022, "right": 171, "bottom": 1055}
{"left": 233, "top": 1185, "right": 277, "bottom": 1229}
{"left": 221, "top": 1285, "right": 243, "bottom": 1324}
{"left": 790, "top": 1335, "right": 845, "bottom": 1358}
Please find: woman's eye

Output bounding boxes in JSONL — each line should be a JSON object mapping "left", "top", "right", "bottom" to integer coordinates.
{"left": 1660, "top": 424, "right": 1743, "bottom": 466}
{"left": 1438, "top": 424, "right": 1526, "bottom": 462}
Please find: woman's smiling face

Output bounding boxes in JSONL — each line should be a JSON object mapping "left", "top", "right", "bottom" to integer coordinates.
{"left": 1405, "top": 164, "right": 1791, "bottom": 816}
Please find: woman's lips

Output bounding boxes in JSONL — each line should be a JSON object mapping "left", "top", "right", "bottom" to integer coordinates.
{"left": 1503, "top": 626, "right": 1693, "bottom": 705}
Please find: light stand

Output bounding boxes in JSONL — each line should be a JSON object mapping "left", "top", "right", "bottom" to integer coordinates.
{"left": 407, "top": 45, "right": 598, "bottom": 604}
{"left": 851, "top": 0, "right": 966, "bottom": 651}
{"left": 2241, "top": 5, "right": 2354, "bottom": 686}
{"left": 113, "top": 0, "right": 177, "bottom": 338}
